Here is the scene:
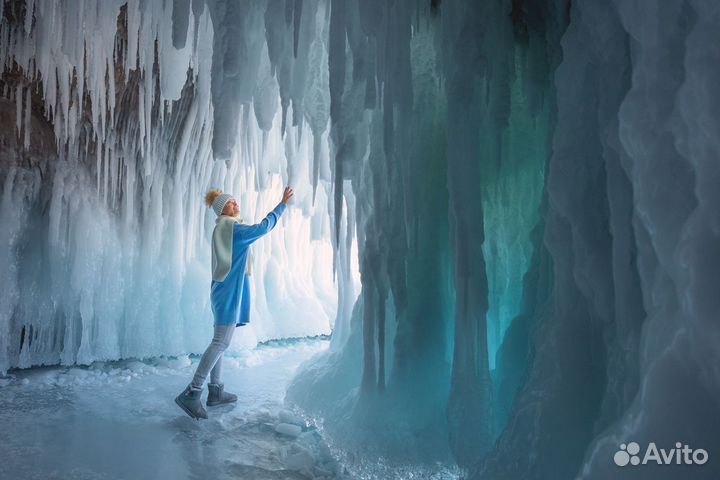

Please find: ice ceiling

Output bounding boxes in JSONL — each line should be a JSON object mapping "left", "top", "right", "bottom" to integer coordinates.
{"left": 1, "top": 1, "right": 718, "bottom": 479}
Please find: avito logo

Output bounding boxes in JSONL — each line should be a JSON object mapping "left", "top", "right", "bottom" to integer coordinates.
{"left": 614, "top": 442, "right": 709, "bottom": 467}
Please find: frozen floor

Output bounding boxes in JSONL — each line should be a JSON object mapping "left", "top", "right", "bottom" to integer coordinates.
{"left": 0, "top": 338, "right": 350, "bottom": 480}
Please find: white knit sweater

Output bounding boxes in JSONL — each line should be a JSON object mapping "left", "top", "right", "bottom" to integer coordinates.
{"left": 211, "top": 215, "right": 252, "bottom": 282}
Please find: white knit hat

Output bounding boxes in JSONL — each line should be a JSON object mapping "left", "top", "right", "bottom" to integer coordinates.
{"left": 211, "top": 193, "right": 235, "bottom": 217}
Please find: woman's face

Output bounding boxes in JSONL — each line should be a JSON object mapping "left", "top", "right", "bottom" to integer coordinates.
{"left": 223, "top": 199, "right": 240, "bottom": 217}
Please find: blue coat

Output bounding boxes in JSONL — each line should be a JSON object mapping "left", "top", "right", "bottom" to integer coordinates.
{"left": 210, "top": 202, "right": 287, "bottom": 326}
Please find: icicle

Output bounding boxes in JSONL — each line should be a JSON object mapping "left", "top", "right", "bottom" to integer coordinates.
{"left": 96, "top": 142, "right": 102, "bottom": 196}
{"left": 293, "top": 0, "right": 303, "bottom": 58}
{"left": 328, "top": 0, "right": 347, "bottom": 247}
{"left": 312, "top": 130, "right": 321, "bottom": 204}
{"left": 24, "top": 0, "right": 34, "bottom": 34}
{"left": 328, "top": 0, "right": 345, "bottom": 124}
{"left": 281, "top": 96, "right": 289, "bottom": 137}
{"left": 15, "top": 84, "right": 23, "bottom": 139}
{"left": 23, "top": 86, "right": 31, "bottom": 150}
{"left": 172, "top": 0, "right": 191, "bottom": 49}
{"left": 103, "top": 142, "right": 109, "bottom": 205}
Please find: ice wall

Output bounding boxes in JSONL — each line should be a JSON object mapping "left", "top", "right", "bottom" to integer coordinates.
{"left": 475, "top": 1, "right": 720, "bottom": 479}
{"left": 287, "top": 0, "right": 564, "bottom": 470}
{"left": 0, "top": 0, "right": 359, "bottom": 373}
{"left": 287, "top": 0, "right": 720, "bottom": 479}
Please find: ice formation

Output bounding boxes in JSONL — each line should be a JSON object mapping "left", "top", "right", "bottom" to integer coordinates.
{"left": 1, "top": 0, "right": 718, "bottom": 479}
{"left": 0, "top": 0, "right": 359, "bottom": 372}
{"left": 289, "top": 1, "right": 720, "bottom": 479}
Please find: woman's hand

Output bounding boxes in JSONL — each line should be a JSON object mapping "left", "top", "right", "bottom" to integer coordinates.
{"left": 282, "top": 186, "right": 294, "bottom": 205}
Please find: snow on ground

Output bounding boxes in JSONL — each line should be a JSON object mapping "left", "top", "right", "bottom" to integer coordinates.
{"left": 0, "top": 338, "right": 350, "bottom": 480}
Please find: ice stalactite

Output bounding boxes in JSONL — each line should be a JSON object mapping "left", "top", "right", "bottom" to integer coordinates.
{"left": 289, "top": 0, "right": 457, "bottom": 466}
{"left": 477, "top": 0, "right": 632, "bottom": 477}
{"left": 205, "top": 1, "right": 265, "bottom": 159}
{"left": 484, "top": 0, "right": 566, "bottom": 440}
{"left": 0, "top": 0, "right": 350, "bottom": 373}
{"left": 327, "top": 0, "right": 346, "bottom": 250}
{"left": 286, "top": 0, "right": 564, "bottom": 471}
{"left": 441, "top": 0, "right": 500, "bottom": 466}
{"left": 274, "top": 1, "right": 422, "bottom": 472}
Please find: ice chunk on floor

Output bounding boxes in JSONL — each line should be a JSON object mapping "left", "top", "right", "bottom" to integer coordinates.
{"left": 279, "top": 408, "right": 306, "bottom": 427}
{"left": 276, "top": 422, "right": 303, "bottom": 437}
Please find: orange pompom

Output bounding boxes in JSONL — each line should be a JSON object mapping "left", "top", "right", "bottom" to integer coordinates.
{"left": 205, "top": 189, "right": 222, "bottom": 208}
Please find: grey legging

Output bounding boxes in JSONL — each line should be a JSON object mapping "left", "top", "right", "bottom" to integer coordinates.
{"left": 191, "top": 324, "right": 235, "bottom": 388}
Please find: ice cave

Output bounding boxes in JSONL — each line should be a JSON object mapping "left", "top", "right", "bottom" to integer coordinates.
{"left": 0, "top": 0, "right": 718, "bottom": 479}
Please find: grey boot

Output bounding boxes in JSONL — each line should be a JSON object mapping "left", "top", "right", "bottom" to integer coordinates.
{"left": 175, "top": 385, "right": 208, "bottom": 420}
{"left": 207, "top": 383, "right": 237, "bottom": 406}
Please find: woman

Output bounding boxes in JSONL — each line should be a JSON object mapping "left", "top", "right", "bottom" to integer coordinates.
{"left": 175, "top": 186, "right": 294, "bottom": 420}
